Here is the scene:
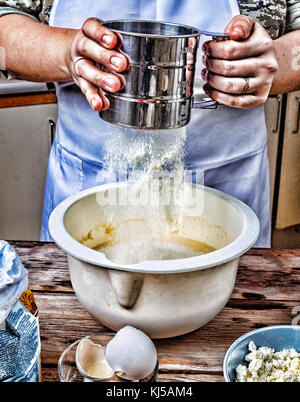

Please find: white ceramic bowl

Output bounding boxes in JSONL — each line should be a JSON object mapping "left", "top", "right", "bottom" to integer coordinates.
{"left": 49, "top": 183, "right": 259, "bottom": 338}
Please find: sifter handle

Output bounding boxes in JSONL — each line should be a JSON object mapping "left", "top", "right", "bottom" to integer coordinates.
{"left": 192, "top": 31, "right": 229, "bottom": 109}
{"left": 200, "top": 31, "right": 230, "bottom": 41}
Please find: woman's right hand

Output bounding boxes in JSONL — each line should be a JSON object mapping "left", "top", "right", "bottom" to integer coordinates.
{"left": 66, "top": 17, "right": 129, "bottom": 111}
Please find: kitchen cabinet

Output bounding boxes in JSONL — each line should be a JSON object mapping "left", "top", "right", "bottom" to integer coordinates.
{"left": 275, "top": 90, "right": 300, "bottom": 229}
{"left": 0, "top": 102, "right": 57, "bottom": 241}
{"left": 270, "top": 90, "right": 300, "bottom": 248}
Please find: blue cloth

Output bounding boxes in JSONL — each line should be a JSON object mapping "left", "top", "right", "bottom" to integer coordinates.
{"left": 42, "top": 0, "right": 270, "bottom": 246}
{"left": 0, "top": 302, "right": 41, "bottom": 382}
{"left": 0, "top": 241, "right": 28, "bottom": 314}
{"left": 0, "top": 242, "right": 40, "bottom": 382}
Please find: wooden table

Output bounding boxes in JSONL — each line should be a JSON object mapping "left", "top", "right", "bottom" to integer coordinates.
{"left": 11, "top": 241, "right": 300, "bottom": 382}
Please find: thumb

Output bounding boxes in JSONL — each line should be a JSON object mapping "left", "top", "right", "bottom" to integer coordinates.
{"left": 225, "top": 15, "right": 255, "bottom": 41}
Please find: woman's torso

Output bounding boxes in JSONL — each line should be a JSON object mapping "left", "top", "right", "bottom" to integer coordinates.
{"left": 31, "top": 0, "right": 289, "bottom": 39}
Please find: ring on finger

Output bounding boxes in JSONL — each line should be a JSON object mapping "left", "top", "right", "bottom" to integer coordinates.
{"left": 242, "top": 77, "right": 250, "bottom": 95}
{"left": 74, "top": 56, "right": 90, "bottom": 66}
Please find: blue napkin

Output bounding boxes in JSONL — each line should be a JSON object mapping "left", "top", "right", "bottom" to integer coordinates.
{"left": 0, "top": 241, "right": 28, "bottom": 317}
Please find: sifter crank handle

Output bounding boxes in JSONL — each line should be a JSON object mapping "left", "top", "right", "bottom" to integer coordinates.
{"left": 200, "top": 31, "right": 230, "bottom": 42}
{"left": 192, "top": 31, "right": 230, "bottom": 109}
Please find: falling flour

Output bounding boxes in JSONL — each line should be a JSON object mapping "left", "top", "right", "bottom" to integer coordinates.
{"left": 103, "top": 125, "right": 187, "bottom": 188}
{"left": 94, "top": 124, "right": 201, "bottom": 264}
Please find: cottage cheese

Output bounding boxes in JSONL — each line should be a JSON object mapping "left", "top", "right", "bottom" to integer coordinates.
{"left": 236, "top": 341, "right": 300, "bottom": 382}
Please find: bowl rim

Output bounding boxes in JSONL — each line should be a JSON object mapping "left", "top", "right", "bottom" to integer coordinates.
{"left": 48, "top": 182, "right": 260, "bottom": 274}
{"left": 101, "top": 19, "right": 201, "bottom": 38}
{"left": 223, "top": 325, "right": 300, "bottom": 382}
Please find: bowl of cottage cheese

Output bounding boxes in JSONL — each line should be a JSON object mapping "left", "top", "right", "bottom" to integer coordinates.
{"left": 223, "top": 326, "right": 300, "bottom": 382}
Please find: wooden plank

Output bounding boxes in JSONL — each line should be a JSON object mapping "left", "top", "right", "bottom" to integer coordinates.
{"left": 36, "top": 292, "right": 297, "bottom": 363}
{"left": 11, "top": 241, "right": 73, "bottom": 292}
{"left": 12, "top": 242, "right": 300, "bottom": 301}
{"left": 233, "top": 249, "right": 300, "bottom": 302}
{"left": 0, "top": 92, "right": 57, "bottom": 108}
{"left": 41, "top": 367, "right": 224, "bottom": 383}
{"left": 40, "top": 367, "right": 224, "bottom": 382}
{"left": 158, "top": 373, "right": 223, "bottom": 382}
{"left": 35, "top": 292, "right": 298, "bottom": 382}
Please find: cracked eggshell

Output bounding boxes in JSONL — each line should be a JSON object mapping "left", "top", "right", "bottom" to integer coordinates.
{"left": 76, "top": 338, "right": 114, "bottom": 379}
{"left": 105, "top": 326, "right": 157, "bottom": 381}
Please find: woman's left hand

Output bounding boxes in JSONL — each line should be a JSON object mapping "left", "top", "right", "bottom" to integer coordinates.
{"left": 201, "top": 15, "right": 279, "bottom": 109}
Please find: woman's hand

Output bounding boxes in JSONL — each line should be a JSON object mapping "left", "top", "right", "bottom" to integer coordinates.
{"left": 201, "top": 15, "right": 279, "bottom": 109}
{"left": 66, "top": 17, "right": 129, "bottom": 111}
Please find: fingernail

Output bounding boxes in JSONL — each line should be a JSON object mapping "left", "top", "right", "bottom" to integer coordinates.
{"left": 201, "top": 55, "right": 207, "bottom": 66}
{"left": 232, "top": 26, "right": 246, "bottom": 37}
{"left": 111, "top": 56, "right": 122, "bottom": 68}
{"left": 102, "top": 34, "right": 113, "bottom": 46}
{"left": 92, "top": 99, "right": 98, "bottom": 110}
{"left": 202, "top": 44, "right": 211, "bottom": 56}
{"left": 104, "top": 77, "right": 117, "bottom": 90}
{"left": 201, "top": 68, "right": 208, "bottom": 81}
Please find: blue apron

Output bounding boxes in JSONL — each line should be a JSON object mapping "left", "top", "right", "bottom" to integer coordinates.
{"left": 42, "top": 0, "right": 271, "bottom": 247}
